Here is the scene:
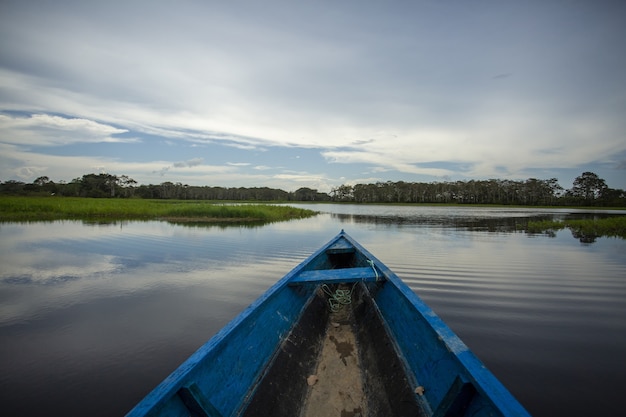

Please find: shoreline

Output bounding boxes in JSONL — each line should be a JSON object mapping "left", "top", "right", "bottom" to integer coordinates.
{"left": 0, "top": 196, "right": 318, "bottom": 223}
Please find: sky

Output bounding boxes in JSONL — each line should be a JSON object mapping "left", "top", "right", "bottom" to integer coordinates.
{"left": 1, "top": 0, "right": 625, "bottom": 193}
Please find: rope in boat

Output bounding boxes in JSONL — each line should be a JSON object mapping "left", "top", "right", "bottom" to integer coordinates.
{"left": 322, "top": 259, "right": 379, "bottom": 312}
{"left": 322, "top": 284, "right": 354, "bottom": 312}
{"left": 366, "top": 259, "right": 379, "bottom": 281}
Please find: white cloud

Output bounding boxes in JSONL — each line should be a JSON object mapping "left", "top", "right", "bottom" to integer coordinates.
{"left": 273, "top": 172, "right": 334, "bottom": 192}
{"left": 173, "top": 158, "right": 204, "bottom": 168}
{"left": 321, "top": 109, "right": 626, "bottom": 181}
{"left": 0, "top": 113, "right": 130, "bottom": 146}
{"left": 0, "top": 143, "right": 231, "bottom": 184}
{"left": 1, "top": 1, "right": 625, "bottom": 189}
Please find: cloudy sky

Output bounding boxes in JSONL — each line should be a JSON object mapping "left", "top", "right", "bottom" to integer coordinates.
{"left": 1, "top": 0, "right": 625, "bottom": 192}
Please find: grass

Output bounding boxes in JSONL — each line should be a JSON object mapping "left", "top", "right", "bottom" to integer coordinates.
{"left": 0, "top": 196, "right": 318, "bottom": 223}
{"left": 526, "top": 216, "right": 626, "bottom": 239}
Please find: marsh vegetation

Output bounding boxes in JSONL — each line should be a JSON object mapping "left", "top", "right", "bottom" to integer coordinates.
{"left": 526, "top": 216, "right": 626, "bottom": 239}
{"left": 0, "top": 197, "right": 317, "bottom": 223}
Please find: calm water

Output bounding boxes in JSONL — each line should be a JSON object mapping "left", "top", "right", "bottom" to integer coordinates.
{"left": 1, "top": 205, "right": 625, "bottom": 416}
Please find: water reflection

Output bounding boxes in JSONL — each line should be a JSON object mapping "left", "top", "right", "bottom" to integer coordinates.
{"left": 330, "top": 212, "right": 543, "bottom": 232}
{"left": 311, "top": 205, "right": 625, "bottom": 243}
{"left": 1, "top": 208, "right": 625, "bottom": 417}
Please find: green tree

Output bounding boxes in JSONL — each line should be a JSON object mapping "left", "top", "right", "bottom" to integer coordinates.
{"left": 0, "top": 180, "right": 26, "bottom": 194}
{"left": 570, "top": 172, "right": 607, "bottom": 204}
{"left": 330, "top": 185, "right": 354, "bottom": 201}
{"left": 293, "top": 187, "right": 320, "bottom": 201}
{"left": 76, "top": 173, "right": 136, "bottom": 198}
{"left": 32, "top": 176, "right": 57, "bottom": 194}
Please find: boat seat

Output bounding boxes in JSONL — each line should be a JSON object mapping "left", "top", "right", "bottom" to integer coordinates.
{"left": 178, "top": 383, "right": 224, "bottom": 417}
{"left": 324, "top": 238, "right": 356, "bottom": 255}
{"left": 432, "top": 375, "right": 476, "bottom": 417}
{"left": 289, "top": 267, "right": 381, "bottom": 285}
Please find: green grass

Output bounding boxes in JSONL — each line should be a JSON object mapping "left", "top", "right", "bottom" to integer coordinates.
{"left": 0, "top": 196, "right": 318, "bottom": 223}
{"left": 526, "top": 216, "right": 626, "bottom": 239}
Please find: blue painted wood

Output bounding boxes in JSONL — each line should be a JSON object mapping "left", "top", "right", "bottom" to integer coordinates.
{"left": 324, "top": 238, "right": 356, "bottom": 254}
{"left": 340, "top": 232, "right": 531, "bottom": 417}
{"left": 178, "top": 383, "right": 223, "bottom": 417}
{"left": 432, "top": 376, "right": 476, "bottom": 417}
{"left": 289, "top": 267, "right": 381, "bottom": 284}
{"left": 126, "top": 230, "right": 531, "bottom": 417}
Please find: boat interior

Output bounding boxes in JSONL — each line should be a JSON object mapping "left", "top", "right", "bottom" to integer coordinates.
{"left": 239, "top": 238, "right": 426, "bottom": 417}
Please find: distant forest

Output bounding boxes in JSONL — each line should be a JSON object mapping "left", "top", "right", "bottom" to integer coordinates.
{"left": 1, "top": 171, "right": 624, "bottom": 207}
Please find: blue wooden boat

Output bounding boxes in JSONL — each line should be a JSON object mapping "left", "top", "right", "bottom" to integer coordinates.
{"left": 127, "top": 230, "right": 530, "bottom": 417}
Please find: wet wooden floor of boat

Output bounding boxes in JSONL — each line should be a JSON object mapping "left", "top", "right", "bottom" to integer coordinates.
{"left": 302, "top": 302, "right": 366, "bottom": 417}
{"left": 240, "top": 283, "right": 422, "bottom": 417}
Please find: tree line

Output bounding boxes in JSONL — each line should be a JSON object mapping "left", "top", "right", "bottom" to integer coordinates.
{"left": 0, "top": 173, "right": 331, "bottom": 201}
{"left": 330, "top": 172, "right": 625, "bottom": 206}
{"left": 1, "top": 171, "right": 624, "bottom": 206}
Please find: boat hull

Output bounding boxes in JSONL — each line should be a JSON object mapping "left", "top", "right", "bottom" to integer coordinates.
{"left": 126, "top": 231, "right": 530, "bottom": 417}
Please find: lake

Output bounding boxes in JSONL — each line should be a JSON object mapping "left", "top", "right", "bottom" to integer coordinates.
{"left": 1, "top": 205, "right": 625, "bottom": 416}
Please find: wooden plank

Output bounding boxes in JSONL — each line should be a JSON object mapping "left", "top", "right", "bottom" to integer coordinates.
{"left": 325, "top": 238, "right": 356, "bottom": 254}
{"left": 178, "top": 383, "right": 224, "bottom": 417}
{"left": 240, "top": 294, "right": 329, "bottom": 417}
{"left": 289, "top": 267, "right": 381, "bottom": 285}
{"left": 431, "top": 376, "right": 476, "bottom": 417}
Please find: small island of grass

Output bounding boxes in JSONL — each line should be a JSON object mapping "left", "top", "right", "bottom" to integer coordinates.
{"left": 0, "top": 196, "right": 318, "bottom": 224}
{"left": 526, "top": 216, "right": 626, "bottom": 239}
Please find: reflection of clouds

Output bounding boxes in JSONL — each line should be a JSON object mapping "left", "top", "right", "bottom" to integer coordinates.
{"left": 1, "top": 221, "right": 120, "bottom": 246}
{"left": 0, "top": 247, "right": 121, "bottom": 326}
{"left": 2, "top": 217, "right": 622, "bottom": 331}
{"left": 0, "top": 220, "right": 175, "bottom": 246}
{"left": 0, "top": 248, "right": 293, "bottom": 327}
{"left": 0, "top": 220, "right": 305, "bottom": 327}
{"left": 0, "top": 249, "right": 120, "bottom": 284}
